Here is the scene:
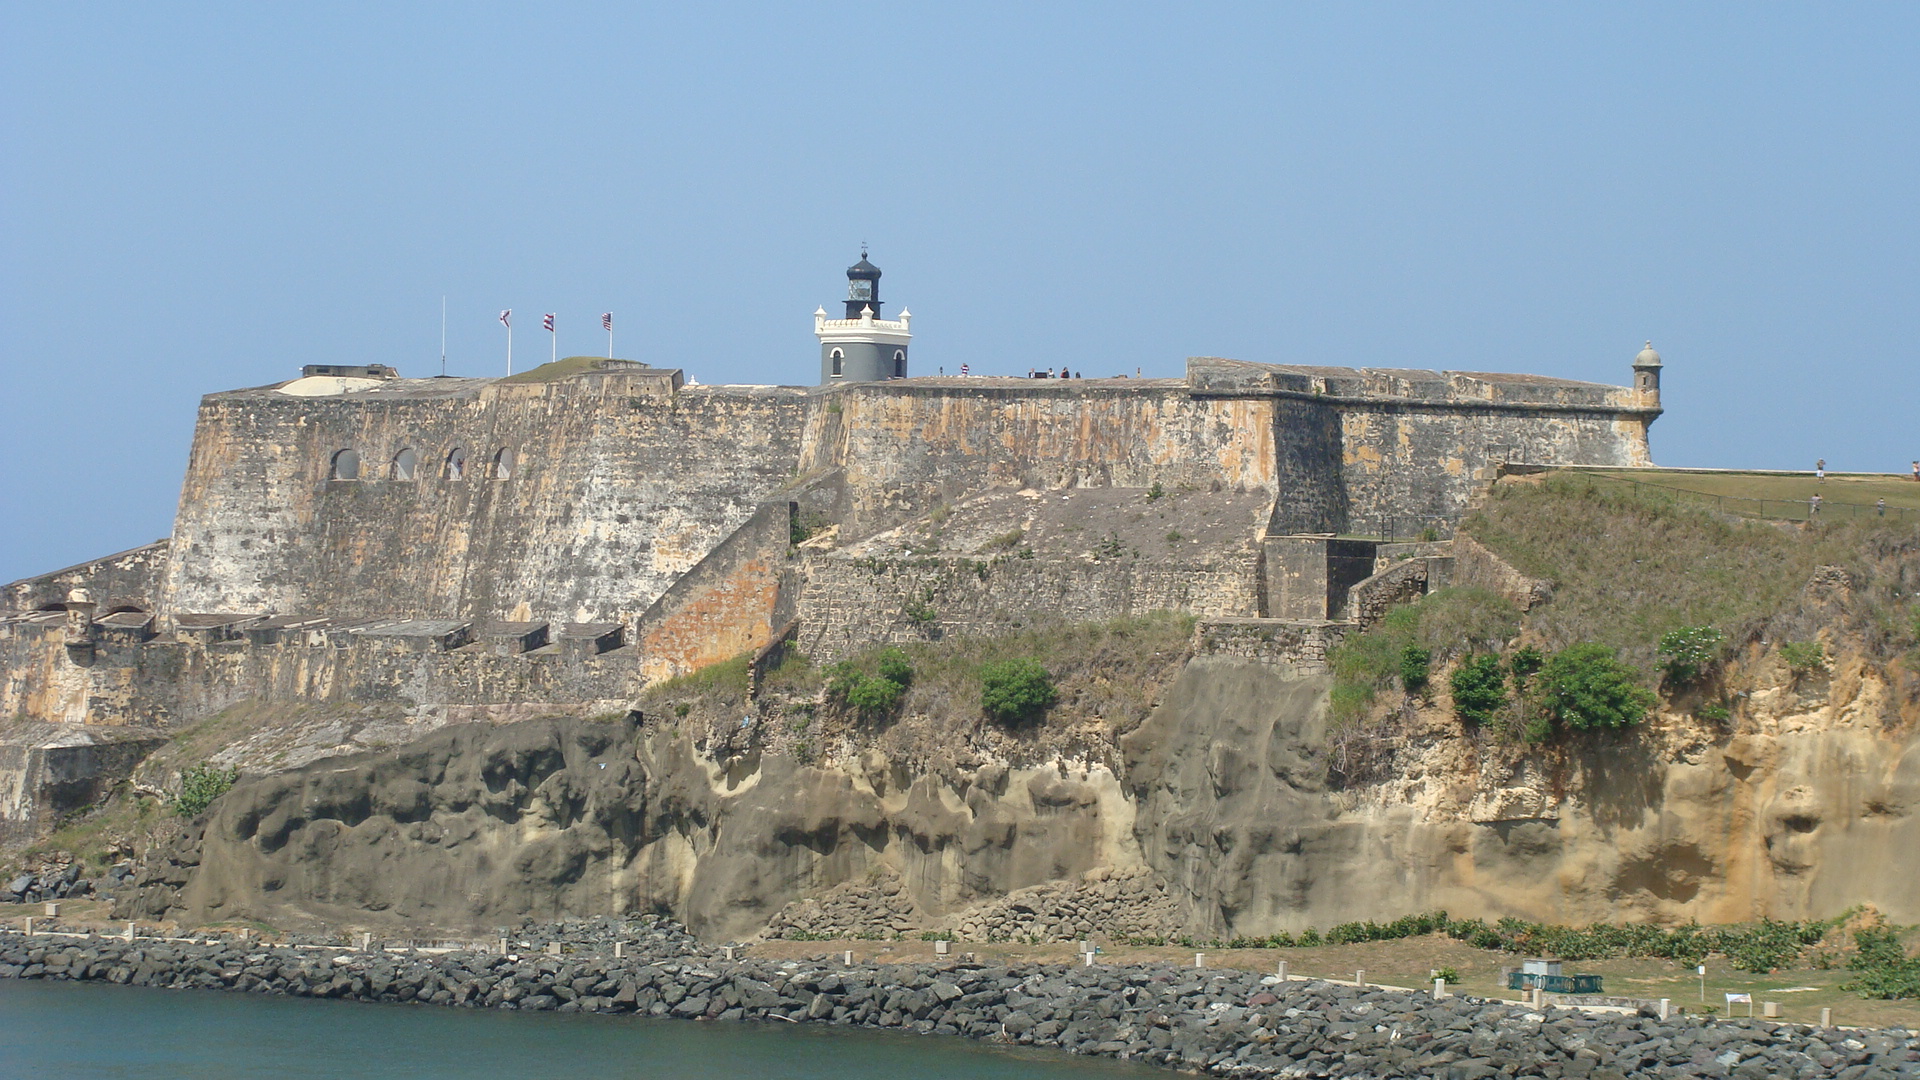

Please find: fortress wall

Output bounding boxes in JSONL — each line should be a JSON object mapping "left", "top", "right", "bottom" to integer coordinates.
{"left": 2, "top": 542, "right": 170, "bottom": 617}
{"left": 796, "top": 546, "right": 1260, "bottom": 662}
{"left": 635, "top": 501, "right": 795, "bottom": 684}
{"left": 0, "top": 615, "right": 638, "bottom": 729}
{"left": 159, "top": 376, "right": 810, "bottom": 628}
{"left": 1336, "top": 406, "right": 1651, "bottom": 537}
{"left": 823, "top": 382, "right": 1279, "bottom": 538}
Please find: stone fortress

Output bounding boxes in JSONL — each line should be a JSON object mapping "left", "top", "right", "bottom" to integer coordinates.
{"left": 0, "top": 254, "right": 1665, "bottom": 835}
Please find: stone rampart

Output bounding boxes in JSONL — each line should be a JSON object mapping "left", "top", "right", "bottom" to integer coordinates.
{"left": 160, "top": 370, "right": 810, "bottom": 631}
{"left": 797, "top": 548, "right": 1260, "bottom": 663}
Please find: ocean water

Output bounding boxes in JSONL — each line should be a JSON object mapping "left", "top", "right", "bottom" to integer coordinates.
{"left": 0, "top": 979, "right": 1165, "bottom": 1080}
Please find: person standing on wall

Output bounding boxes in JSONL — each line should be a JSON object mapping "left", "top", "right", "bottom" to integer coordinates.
{"left": 1815, "top": 459, "right": 1826, "bottom": 483}
{"left": 1911, "top": 460, "right": 1919, "bottom": 482}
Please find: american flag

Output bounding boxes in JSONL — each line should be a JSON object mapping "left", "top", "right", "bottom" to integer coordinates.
{"left": 601, "top": 312, "right": 613, "bottom": 331}
{"left": 543, "top": 313, "right": 555, "bottom": 332}
{"left": 499, "top": 310, "right": 511, "bottom": 328}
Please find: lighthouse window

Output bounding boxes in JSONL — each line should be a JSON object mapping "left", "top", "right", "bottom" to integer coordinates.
{"left": 893, "top": 350, "right": 906, "bottom": 378}
{"left": 830, "top": 349, "right": 843, "bottom": 377}
{"left": 329, "top": 449, "right": 361, "bottom": 481}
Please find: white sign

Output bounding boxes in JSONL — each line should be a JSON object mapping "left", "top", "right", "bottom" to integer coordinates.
{"left": 1697, "top": 965, "right": 1706, "bottom": 975}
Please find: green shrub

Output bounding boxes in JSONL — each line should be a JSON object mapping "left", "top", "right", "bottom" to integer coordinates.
{"left": 1399, "top": 645, "right": 1432, "bottom": 696}
{"left": 1450, "top": 654, "right": 1508, "bottom": 726}
{"left": 1537, "top": 643, "right": 1657, "bottom": 732}
{"left": 842, "top": 674, "right": 906, "bottom": 714}
{"left": 1780, "top": 641, "right": 1826, "bottom": 675}
{"left": 1508, "top": 646, "right": 1545, "bottom": 687}
{"left": 1657, "top": 625, "right": 1725, "bottom": 687}
{"left": 174, "top": 762, "right": 239, "bottom": 818}
{"left": 1844, "top": 926, "right": 1920, "bottom": 999}
{"left": 1434, "top": 966, "right": 1461, "bottom": 983}
{"left": 1695, "top": 701, "right": 1731, "bottom": 723}
{"left": 826, "top": 652, "right": 911, "bottom": 719}
{"left": 980, "top": 658, "right": 1057, "bottom": 723}
{"left": 874, "top": 647, "right": 913, "bottom": 687}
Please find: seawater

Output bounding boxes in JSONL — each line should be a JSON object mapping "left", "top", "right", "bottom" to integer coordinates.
{"left": 0, "top": 978, "right": 1165, "bottom": 1080}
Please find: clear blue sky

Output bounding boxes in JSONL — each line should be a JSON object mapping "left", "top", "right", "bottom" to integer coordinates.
{"left": 3, "top": 3, "right": 1916, "bottom": 582}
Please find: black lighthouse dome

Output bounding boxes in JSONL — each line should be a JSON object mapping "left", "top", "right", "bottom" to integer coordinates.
{"left": 844, "top": 250, "right": 883, "bottom": 319}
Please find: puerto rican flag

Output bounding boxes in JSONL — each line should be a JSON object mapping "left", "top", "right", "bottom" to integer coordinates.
{"left": 543, "top": 313, "right": 555, "bottom": 332}
{"left": 499, "top": 309, "right": 511, "bottom": 328}
{"left": 601, "top": 312, "right": 613, "bottom": 331}
{"left": 960, "top": 363, "right": 969, "bottom": 376}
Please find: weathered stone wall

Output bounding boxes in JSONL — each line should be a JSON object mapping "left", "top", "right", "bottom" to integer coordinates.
{"left": 1189, "top": 618, "right": 1350, "bottom": 671}
{"left": 2, "top": 542, "right": 169, "bottom": 617}
{"left": 636, "top": 501, "right": 796, "bottom": 684}
{"left": 0, "top": 612, "right": 638, "bottom": 732}
{"left": 815, "top": 379, "right": 1282, "bottom": 540}
{"left": 160, "top": 371, "right": 811, "bottom": 630}
{"left": 797, "top": 548, "right": 1260, "bottom": 663}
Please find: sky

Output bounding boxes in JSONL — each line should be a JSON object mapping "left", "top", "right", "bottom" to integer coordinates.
{"left": 3, "top": 3, "right": 1916, "bottom": 582}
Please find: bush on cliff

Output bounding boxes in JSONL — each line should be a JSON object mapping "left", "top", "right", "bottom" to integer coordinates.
{"left": 173, "top": 762, "right": 239, "bottom": 818}
{"left": 1449, "top": 654, "right": 1508, "bottom": 726}
{"left": 1536, "top": 643, "right": 1657, "bottom": 733}
{"left": 980, "top": 658, "right": 1057, "bottom": 724}
{"left": 1657, "top": 625, "right": 1725, "bottom": 688}
{"left": 827, "top": 648, "right": 914, "bottom": 719}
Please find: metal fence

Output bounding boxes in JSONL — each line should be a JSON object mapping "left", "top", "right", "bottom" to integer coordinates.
{"left": 1562, "top": 472, "right": 1920, "bottom": 525}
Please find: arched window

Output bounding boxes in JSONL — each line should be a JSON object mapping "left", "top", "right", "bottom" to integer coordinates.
{"left": 893, "top": 350, "right": 906, "bottom": 378}
{"left": 830, "top": 348, "right": 843, "bottom": 377}
{"left": 492, "top": 447, "right": 516, "bottom": 480}
{"left": 391, "top": 447, "right": 418, "bottom": 481}
{"left": 329, "top": 449, "right": 361, "bottom": 481}
{"left": 445, "top": 447, "right": 466, "bottom": 481}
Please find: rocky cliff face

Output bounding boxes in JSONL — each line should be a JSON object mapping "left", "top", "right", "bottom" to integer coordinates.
{"left": 124, "top": 644, "right": 1920, "bottom": 939}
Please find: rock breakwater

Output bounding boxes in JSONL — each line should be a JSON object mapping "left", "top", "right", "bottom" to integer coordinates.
{"left": 4, "top": 918, "right": 1918, "bottom": 1078}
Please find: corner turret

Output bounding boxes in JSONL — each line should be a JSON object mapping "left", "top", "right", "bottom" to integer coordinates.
{"left": 1632, "top": 340, "right": 1662, "bottom": 408}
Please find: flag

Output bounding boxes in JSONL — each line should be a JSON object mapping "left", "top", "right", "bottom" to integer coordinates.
{"left": 601, "top": 312, "right": 613, "bottom": 331}
{"left": 960, "top": 363, "right": 969, "bottom": 376}
{"left": 499, "top": 310, "right": 511, "bottom": 328}
{"left": 543, "top": 313, "right": 555, "bottom": 332}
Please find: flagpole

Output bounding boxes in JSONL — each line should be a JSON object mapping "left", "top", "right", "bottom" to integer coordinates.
{"left": 550, "top": 318, "right": 557, "bottom": 367}
{"left": 507, "top": 324, "right": 513, "bottom": 375}
{"left": 440, "top": 296, "right": 447, "bottom": 377}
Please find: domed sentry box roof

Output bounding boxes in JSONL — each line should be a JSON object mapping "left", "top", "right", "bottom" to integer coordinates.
{"left": 1635, "top": 341, "right": 1662, "bottom": 368}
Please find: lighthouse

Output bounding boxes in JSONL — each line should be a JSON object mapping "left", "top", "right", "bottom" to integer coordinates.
{"left": 815, "top": 249, "right": 911, "bottom": 384}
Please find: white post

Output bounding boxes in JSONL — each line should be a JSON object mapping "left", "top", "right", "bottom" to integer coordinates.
{"left": 1433, "top": 979, "right": 1445, "bottom": 1000}
{"left": 1659, "top": 998, "right": 1671, "bottom": 1021}
{"left": 1276, "top": 960, "right": 1288, "bottom": 982}
{"left": 1820, "top": 1007, "right": 1832, "bottom": 1028}
{"left": 1355, "top": 969, "right": 1365, "bottom": 988}
{"left": 613, "top": 942, "right": 625, "bottom": 959}
{"left": 357, "top": 932, "right": 373, "bottom": 952}
{"left": 125, "top": 921, "right": 136, "bottom": 942}
{"left": 934, "top": 940, "right": 949, "bottom": 956}
{"left": 842, "top": 950, "right": 853, "bottom": 966}
{"left": 723, "top": 946, "right": 737, "bottom": 961}
{"left": 22, "top": 917, "right": 33, "bottom": 936}
{"left": 1084, "top": 951, "right": 1094, "bottom": 967}
{"left": 1194, "top": 953, "right": 1204, "bottom": 969}
{"left": 498, "top": 938, "right": 510, "bottom": 955}
{"left": 545, "top": 942, "right": 560, "bottom": 956}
